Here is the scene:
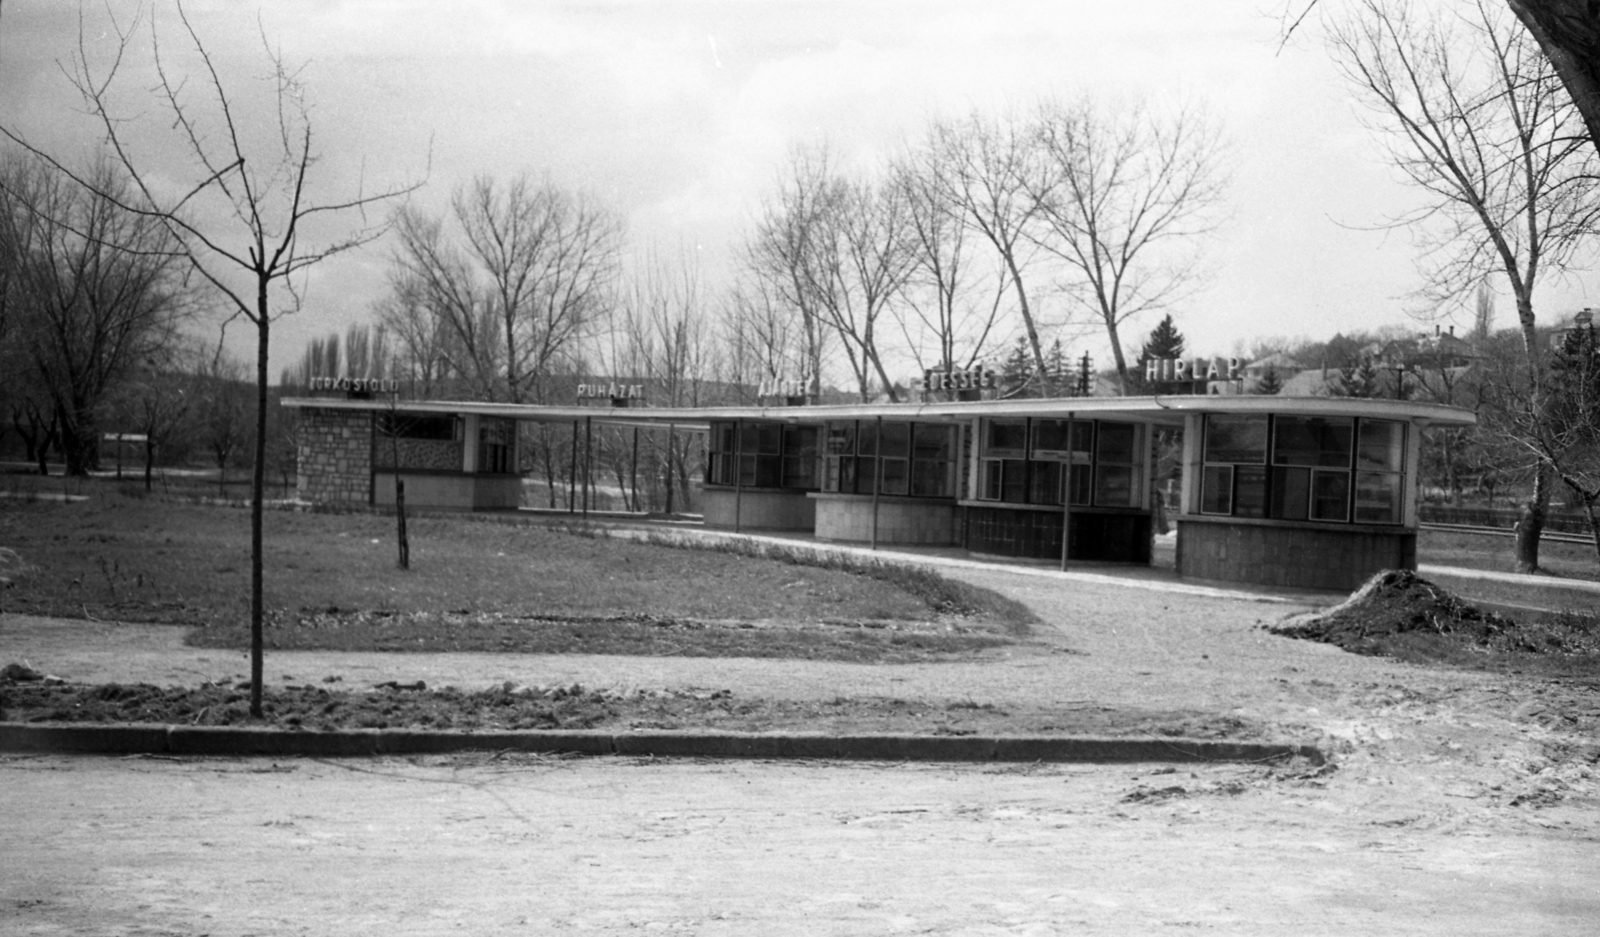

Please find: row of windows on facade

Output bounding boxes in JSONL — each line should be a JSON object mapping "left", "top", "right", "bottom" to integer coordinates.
{"left": 705, "top": 418, "right": 1146, "bottom": 510}
{"left": 1200, "top": 414, "right": 1406, "bottom": 525}
{"left": 706, "top": 421, "right": 961, "bottom": 498}
{"left": 370, "top": 411, "right": 1407, "bottom": 525}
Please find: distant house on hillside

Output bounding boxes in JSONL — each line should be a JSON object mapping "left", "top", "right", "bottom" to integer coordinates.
{"left": 1240, "top": 351, "right": 1306, "bottom": 394}
{"left": 1242, "top": 326, "right": 1485, "bottom": 400}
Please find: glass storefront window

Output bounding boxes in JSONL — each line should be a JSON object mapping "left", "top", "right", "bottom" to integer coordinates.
{"left": 979, "top": 419, "right": 1140, "bottom": 508}
{"left": 1204, "top": 415, "right": 1267, "bottom": 464}
{"left": 910, "top": 424, "right": 955, "bottom": 497}
{"left": 820, "top": 420, "right": 955, "bottom": 498}
{"left": 1311, "top": 471, "right": 1351, "bottom": 521}
{"left": 1029, "top": 461, "right": 1061, "bottom": 505}
{"left": 1094, "top": 423, "right": 1140, "bottom": 507}
{"left": 879, "top": 422, "right": 910, "bottom": 458}
{"left": 1201, "top": 414, "right": 1404, "bottom": 525}
{"left": 477, "top": 418, "right": 514, "bottom": 474}
{"left": 825, "top": 422, "right": 856, "bottom": 456}
{"left": 1201, "top": 465, "right": 1233, "bottom": 514}
{"left": 781, "top": 425, "right": 819, "bottom": 488}
{"left": 985, "top": 419, "right": 1028, "bottom": 456}
{"left": 1358, "top": 420, "right": 1405, "bottom": 472}
{"left": 1235, "top": 464, "right": 1268, "bottom": 518}
{"left": 1095, "top": 465, "right": 1134, "bottom": 507}
{"left": 1354, "top": 471, "right": 1402, "bottom": 523}
{"left": 1273, "top": 416, "right": 1353, "bottom": 467}
{"left": 1097, "top": 423, "right": 1137, "bottom": 465}
{"left": 1270, "top": 466, "right": 1311, "bottom": 520}
{"left": 710, "top": 421, "right": 818, "bottom": 491}
{"left": 1031, "top": 419, "right": 1092, "bottom": 459}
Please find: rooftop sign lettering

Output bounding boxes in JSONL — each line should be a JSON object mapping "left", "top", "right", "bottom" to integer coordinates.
{"left": 310, "top": 375, "right": 399, "bottom": 394}
{"left": 577, "top": 382, "right": 646, "bottom": 405}
{"left": 922, "top": 365, "right": 997, "bottom": 393}
{"left": 756, "top": 374, "right": 812, "bottom": 400}
{"left": 1146, "top": 357, "right": 1242, "bottom": 383}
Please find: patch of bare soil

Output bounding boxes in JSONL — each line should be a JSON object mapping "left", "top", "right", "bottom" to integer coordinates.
{"left": 1270, "top": 569, "right": 1600, "bottom": 677}
{"left": 0, "top": 668, "right": 1265, "bottom": 739}
{"left": 183, "top": 607, "right": 1016, "bottom": 663}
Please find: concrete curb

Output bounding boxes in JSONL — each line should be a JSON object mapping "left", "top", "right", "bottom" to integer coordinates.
{"left": 0, "top": 722, "right": 1325, "bottom": 766}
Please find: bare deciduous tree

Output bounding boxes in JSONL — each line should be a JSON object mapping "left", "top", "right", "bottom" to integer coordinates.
{"left": 888, "top": 148, "right": 1010, "bottom": 386}
{"left": 747, "top": 146, "right": 917, "bottom": 402}
{"left": 196, "top": 350, "right": 250, "bottom": 494}
{"left": 1027, "top": 98, "right": 1228, "bottom": 386}
{"left": 721, "top": 275, "right": 805, "bottom": 400}
{"left": 745, "top": 144, "right": 839, "bottom": 399}
{"left": 923, "top": 112, "right": 1052, "bottom": 381}
{"left": 374, "top": 273, "right": 458, "bottom": 398}
{"left": 390, "top": 174, "right": 622, "bottom": 403}
{"left": 2, "top": 4, "right": 418, "bottom": 715}
{"left": 114, "top": 336, "right": 203, "bottom": 492}
{"left": 0, "top": 156, "right": 189, "bottom": 475}
{"left": 1328, "top": 0, "right": 1600, "bottom": 571}
{"left": 608, "top": 246, "right": 720, "bottom": 509}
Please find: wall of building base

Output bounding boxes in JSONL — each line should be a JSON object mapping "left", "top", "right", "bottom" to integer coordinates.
{"left": 811, "top": 494, "right": 960, "bottom": 545}
{"left": 1176, "top": 517, "right": 1416, "bottom": 591}
{"left": 373, "top": 472, "right": 523, "bottom": 511}
{"left": 701, "top": 488, "right": 816, "bottom": 530}
{"left": 965, "top": 505, "right": 1152, "bottom": 563}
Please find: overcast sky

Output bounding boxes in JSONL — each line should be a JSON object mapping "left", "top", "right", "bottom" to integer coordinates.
{"left": 3, "top": 0, "right": 1596, "bottom": 377}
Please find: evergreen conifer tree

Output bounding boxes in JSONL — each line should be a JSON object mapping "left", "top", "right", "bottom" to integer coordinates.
{"left": 1254, "top": 366, "right": 1284, "bottom": 395}
{"left": 1128, "top": 314, "right": 1186, "bottom": 394}
{"left": 1338, "top": 357, "right": 1381, "bottom": 397}
{"left": 1000, "top": 336, "right": 1036, "bottom": 398}
{"left": 1045, "top": 338, "right": 1069, "bottom": 397}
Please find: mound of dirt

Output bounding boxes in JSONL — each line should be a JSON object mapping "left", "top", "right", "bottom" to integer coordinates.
{"left": 1272, "top": 569, "right": 1600, "bottom": 661}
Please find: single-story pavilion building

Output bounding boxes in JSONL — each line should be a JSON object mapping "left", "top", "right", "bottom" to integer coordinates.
{"left": 281, "top": 393, "right": 1475, "bottom": 592}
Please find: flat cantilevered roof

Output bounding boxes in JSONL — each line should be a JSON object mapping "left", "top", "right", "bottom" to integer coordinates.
{"left": 280, "top": 394, "right": 1477, "bottom": 430}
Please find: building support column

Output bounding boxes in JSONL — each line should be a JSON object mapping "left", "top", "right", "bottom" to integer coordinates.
{"left": 1061, "top": 412, "right": 1074, "bottom": 572}
{"left": 733, "top": 419, "right": 743, "bottom": 534}
{"left": 583, "top": 416, "right": 592, "bottom": 519}
{"left": 871, "top": 416, "right": 883, "bottom": 551}
{"left": 462, "top": 414, "right": 481, "bottom": 473}
{"left": 630, "top": 426, "right": 640, "bottom": 513}
{"left": 665, "top": 423, "right": 675, "bottom": 515}
{"left": 569, "top": 420, "right": 578, "bottom": 514}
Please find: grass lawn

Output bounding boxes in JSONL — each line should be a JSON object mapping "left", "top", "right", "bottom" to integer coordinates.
{"left": 1417, "top": 529, "right": 1600, "bottom": 617}
{"left": 0, "top": 492, "right": 1033, "bottom": 663}
{"left": 1419, "top": 528, "right": 1600, "bottom": 583}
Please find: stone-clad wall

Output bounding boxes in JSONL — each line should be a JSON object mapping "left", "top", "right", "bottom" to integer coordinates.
{"left": 297, "top": 408, "right": 373, "bottom": 506}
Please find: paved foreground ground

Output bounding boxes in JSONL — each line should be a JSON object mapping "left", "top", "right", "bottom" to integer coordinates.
{"left": 3, "top": 752, "right": 1598, "bottom": 936}
{"left": 4, "top": 561, "right": 1600, "bottom": 933}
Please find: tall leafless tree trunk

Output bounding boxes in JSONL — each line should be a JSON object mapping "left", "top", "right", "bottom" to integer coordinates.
{"left": 1328, "top": 0, "right": 1600, "bottom": 572}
